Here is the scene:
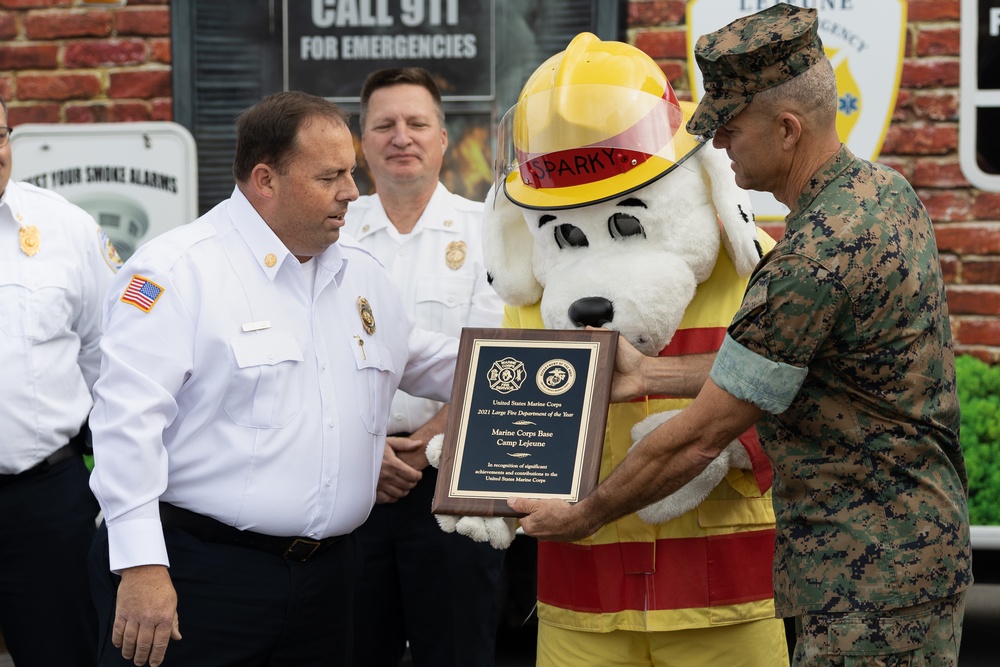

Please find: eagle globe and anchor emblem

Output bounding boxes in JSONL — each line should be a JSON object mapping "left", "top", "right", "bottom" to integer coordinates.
{"left": 536, "top": 359, "right": 576, "bottom": 396}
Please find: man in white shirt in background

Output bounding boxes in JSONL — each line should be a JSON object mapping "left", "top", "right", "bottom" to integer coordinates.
{"left": 345, "top": 67, "right": 505, "bottom": 667}
{"left": 88, "top": 90, "right": 458, "bottom": 667}
{"left": 0, "top": 95, "right": 120, "bottom": 667}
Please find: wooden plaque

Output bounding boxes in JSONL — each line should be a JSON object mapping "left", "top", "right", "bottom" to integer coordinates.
{"left": 432, "top": 327, "right": 618, "bottom": 517}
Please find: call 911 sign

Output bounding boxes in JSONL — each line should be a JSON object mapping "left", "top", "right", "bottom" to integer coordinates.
{"left": 284, "top": 0, "right": 494, "bottom": 102}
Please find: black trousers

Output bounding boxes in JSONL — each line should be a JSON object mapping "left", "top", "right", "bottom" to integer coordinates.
{"left": 90, "top": 518, "right": 361, "bottom": 666}
{"left": 0, "top": 454, "right": 100, "bottom": 667}
{"left": 351, "top": 467, "right": 506, "bottom": 667}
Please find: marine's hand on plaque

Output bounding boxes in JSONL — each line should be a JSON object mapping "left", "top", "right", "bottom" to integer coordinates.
{"left": 506, "top": 496, "right": 597, "bottom": 543}
{"left": 600, "top": 329, "right": 647, "bottom": 403}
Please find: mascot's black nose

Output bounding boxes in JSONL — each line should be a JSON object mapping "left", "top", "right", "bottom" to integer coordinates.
{"left": 568, "top": 297, "right": 614, "bottom": 328}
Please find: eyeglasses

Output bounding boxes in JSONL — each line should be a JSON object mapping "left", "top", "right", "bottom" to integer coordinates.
{"left": 0, "top": 127, "right": 12, "bottom": 148}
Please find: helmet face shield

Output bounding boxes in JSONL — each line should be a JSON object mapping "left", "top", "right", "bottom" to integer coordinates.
{"left": 497, "top": 85, "right": 700, "bottom": 210}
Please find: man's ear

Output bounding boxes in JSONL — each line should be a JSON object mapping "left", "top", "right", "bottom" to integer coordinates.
{"left": 249, "top": 163, "right": 276, "bottom": 200}
{"left": 778, "top": 112, "right": 803, "bottom": 149}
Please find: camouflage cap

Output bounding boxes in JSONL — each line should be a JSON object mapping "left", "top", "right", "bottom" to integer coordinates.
{"left": 687, "top": 4, "right": 824, "bottom": 139}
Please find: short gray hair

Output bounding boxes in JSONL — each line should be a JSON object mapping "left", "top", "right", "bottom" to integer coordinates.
{"left": 753, "top": 58, "right": 837, "bottom": 128}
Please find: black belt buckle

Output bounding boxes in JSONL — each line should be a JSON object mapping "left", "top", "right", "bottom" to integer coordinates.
{"left": 284, "top": 537, "right": 322, "bottom": 562}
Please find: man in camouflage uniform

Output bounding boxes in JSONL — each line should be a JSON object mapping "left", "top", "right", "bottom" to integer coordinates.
{"left": 511, "top": 5, "right": 973, "bottom": 665}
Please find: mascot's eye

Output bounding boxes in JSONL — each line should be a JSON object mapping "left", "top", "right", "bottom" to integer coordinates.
{"left": 554, "top": 224, "right": 589, "bottom": 248}
{"left": 608, "top": 213, "right": 646, "bottom": 240}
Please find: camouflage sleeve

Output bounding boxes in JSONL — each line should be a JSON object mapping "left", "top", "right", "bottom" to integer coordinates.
{"left": 710, "top": 252, "right": 849, "bottom": 413}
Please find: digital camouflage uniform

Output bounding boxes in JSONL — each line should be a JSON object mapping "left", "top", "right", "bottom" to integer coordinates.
{"left": 710, "top": 146, "right": 972, "bottom": 661}
{"left": 686, "top": 3, "right": 972, "bottom": 664}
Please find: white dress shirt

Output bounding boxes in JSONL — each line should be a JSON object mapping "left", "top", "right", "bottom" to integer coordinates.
{"left": 344, "top": 183, "right": 503, "bottom": 434}
{"left": 89, "top": 187, "right": 458, "bottom": 572}
{"left": 0, "top": 180, "right": 118, "bottom": 473}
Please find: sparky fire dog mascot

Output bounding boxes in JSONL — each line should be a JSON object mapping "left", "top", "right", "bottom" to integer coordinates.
{"left": 429, "top": 34, "right": 790, "bottom": 666}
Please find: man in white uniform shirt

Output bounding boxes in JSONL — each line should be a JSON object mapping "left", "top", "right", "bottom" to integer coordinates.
{"left": 344, "top": 68, "right": 505, "bottom": 667}
{"left": 0, "top": 96, "right": 119, "bottom": 667}
{"left": 88, "top": 91, "right": 458, "bottom": 667}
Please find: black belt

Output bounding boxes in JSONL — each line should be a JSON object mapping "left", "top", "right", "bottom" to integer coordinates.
{"left": 0, "top": 443, "right": 79, "bottom": 487}
{"left": 159, "top": 502, "right": 343, "bottom": 563}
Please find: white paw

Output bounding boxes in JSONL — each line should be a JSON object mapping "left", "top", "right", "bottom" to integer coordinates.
{"left": 434, "top": 512, "right": 459, "bottom": 533}
{"left": 425, "top": 433, "right": 444, "bottom": 468}
{"left": 453, "top": 515, "right": 518, "bottom": 549}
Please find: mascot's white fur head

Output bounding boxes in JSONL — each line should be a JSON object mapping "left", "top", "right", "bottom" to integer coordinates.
{"left": 484, "top": 32, "right": 760, "bottom": 356}
{"left": 483, "top": 140, "right": 760, "bottom": 356}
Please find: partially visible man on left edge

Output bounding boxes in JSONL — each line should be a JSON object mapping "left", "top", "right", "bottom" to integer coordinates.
{"left": 87, "top": 91, "right": 458, "bottom": 667}
{"left": 0, "top": 95, "right": 120, "bottom": 667}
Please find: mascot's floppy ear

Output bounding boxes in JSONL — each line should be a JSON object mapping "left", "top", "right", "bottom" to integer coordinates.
{"left": 482, "top": 184, "right": 542, "bottom": 306}
{"left": 699, "top": 143, "right": 763, "bottom": 277}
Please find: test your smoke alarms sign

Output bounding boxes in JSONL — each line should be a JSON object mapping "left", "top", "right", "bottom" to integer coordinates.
{"left": 284, "top": 0, "right": 494, "bottom": 102}
{"left": 686, "top": 0, "right": 907, "bottom": 221}
{"left": 10, "top": 122, "right": 198, "bottom": 261}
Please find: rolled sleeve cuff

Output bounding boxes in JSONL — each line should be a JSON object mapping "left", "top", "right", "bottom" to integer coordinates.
{"left": 709, "top": 333, "right": 807, "bottom": 415}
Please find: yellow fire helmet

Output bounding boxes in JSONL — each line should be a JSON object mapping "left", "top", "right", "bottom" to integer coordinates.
{"left": 498, "top": 32, "right": 703, "bottom": 210}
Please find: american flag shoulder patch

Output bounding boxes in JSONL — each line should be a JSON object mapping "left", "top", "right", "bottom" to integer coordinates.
{"left": 120, "top": 274, "right": 165, "bottom": 313}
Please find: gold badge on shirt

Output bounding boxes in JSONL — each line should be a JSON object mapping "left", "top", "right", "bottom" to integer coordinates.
{"left": 19, "top": 225, "right": 40, "bottom": 257}
{"left": 445, "top": 240, "right": 467, "bottom": 270}
{"left": 264, "top": 253, "right": 277, "bottom": 268}
{"left": 358, "top": 296, "right": 376, "bottom": 335}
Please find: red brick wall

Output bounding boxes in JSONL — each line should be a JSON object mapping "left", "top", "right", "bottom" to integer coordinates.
{"left": 629, "top": 0, "right": 1000, "bottom": 363}
{"left": 0, "top": 0, "right": 171, "bottom": 124}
